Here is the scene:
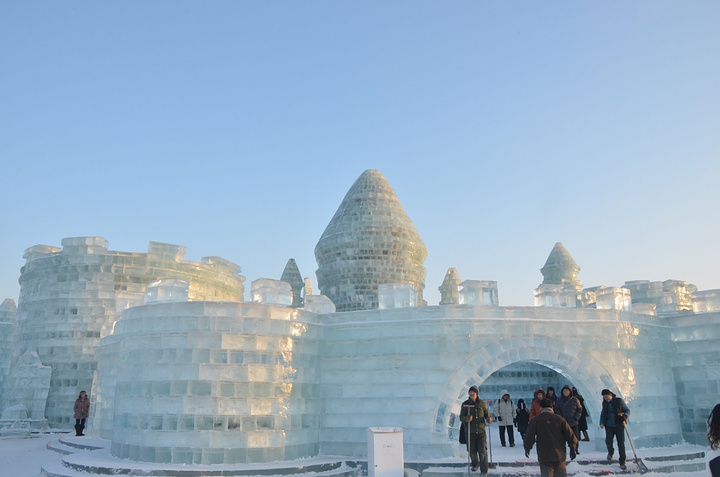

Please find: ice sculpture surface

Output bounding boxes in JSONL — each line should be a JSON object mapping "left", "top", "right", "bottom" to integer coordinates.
{"left": 315, "top": 169, "right": 428, "bottom": 311}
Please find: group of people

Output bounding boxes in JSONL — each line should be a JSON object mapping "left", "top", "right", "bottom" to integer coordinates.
{"left": 459, "top": 385, "right": 631, "bottom": 477}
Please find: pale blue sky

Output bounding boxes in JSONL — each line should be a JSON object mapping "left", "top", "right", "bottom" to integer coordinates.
{"left": 1, "top": 1, "right": 718, "bottom": 307}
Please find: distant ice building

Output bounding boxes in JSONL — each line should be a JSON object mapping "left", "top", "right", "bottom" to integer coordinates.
{"left": 1, "top": 169, "right": 719, "bottom": 468}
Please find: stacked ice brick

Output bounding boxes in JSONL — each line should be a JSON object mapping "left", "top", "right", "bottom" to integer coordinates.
{"left": 315, "top": 170, "right": 428, "bottom": 311}
{"left": 105, "top": 299, "right": 322, "bottom": 464}
{"left": 622, "top": 279, "right": 697, "bottom": 315}
{"left": 4, "top": 237, "right": 245, "bottom": 428}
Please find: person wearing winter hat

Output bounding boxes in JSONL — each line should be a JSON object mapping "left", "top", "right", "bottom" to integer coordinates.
{"left": 556, "top": 385, "right": 582, "bottom": 455}
{"left": 493, "top": 390, "right": 517, "bottom": 447}
{"left": 460, "top": 386, "right": 493, "bottom": 476}
{"left": 599, "top": 389, "right": 631, "bottom": 471}
{"left": 524, "top": 398, "right": 578, "bottom": 477}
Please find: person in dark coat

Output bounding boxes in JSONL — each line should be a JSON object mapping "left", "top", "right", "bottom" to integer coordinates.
{"left": 599, "top": 389, "right": 630, "bottom": 471}
{"left": 460, "top": 385, "right": 493, "bottom": 476}
{"left": 556, "top": 385, "right": 582, "bottom": 454}
{"left": 572, "top": 387, "right": 590, "bottom": 441}
{"left": 515, "top": 399, "right": 530, "bottom": 440}
{"left": 524, "top": 398, "right": 578, "bottom": 477}
{"left": 73, "top": 390, "right": 90, "bottom": 436}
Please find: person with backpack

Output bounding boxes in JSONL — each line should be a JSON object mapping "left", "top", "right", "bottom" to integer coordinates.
{"left": 599, "top": 389, "right": 631, "bottom": 471}
{"left": 493, "top": 390, "right": 517, "bottom": 447}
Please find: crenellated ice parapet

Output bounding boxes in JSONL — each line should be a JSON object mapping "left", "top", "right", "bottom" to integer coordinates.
{"left": 458, "top": 280, "right": 498, "bottom": 306}
{"left": 5, "top": 237, "right": 245, "bottom": 428}
{"left": 105, "top": 301, "right": 322, "bottom": 464}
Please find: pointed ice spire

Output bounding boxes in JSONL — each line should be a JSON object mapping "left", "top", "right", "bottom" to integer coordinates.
{"left": 281, "top": 259, "right": 304, "bottom": 308}
{"left": 439, "top": 268, "right": 462, "bottom": 305}
{"left": 540, "top": 242, "right": 583, "bottom": 292}
{"left": 315, "top": 169, "right": 428, "bottom": 312}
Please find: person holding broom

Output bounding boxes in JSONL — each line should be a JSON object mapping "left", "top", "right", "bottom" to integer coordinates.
{"left": 460, "top": 385, "right": 493, "bottom": 476}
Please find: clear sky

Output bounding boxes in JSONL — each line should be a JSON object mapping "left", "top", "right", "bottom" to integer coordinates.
{"left": 1, "top": 1, "right": 718, "bottom": 307}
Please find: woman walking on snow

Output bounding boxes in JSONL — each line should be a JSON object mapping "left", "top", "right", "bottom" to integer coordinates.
{"left": 74, "top": 390, "right": 90, "bottom": 436}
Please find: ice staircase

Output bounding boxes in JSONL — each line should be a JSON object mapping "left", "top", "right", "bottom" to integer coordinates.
{"left": 42, "top": 437, "right": 707, "bottom": 477}
{"left": 41, "top": 436, "right": 358, "bottom": 477}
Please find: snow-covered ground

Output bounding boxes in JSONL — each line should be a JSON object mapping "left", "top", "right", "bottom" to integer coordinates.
{"left": 0, "top": 432, "right": 711, "bottom": 476}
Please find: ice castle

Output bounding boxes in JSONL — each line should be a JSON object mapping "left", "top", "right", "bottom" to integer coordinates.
{"left": 1, "top": 169, "right": 719, "bottom": 466}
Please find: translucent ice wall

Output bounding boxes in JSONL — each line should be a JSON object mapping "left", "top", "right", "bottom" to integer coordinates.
{"left": 668, "top": 310, "right": 720, "bottom": 445}
{"left": 318, "top": 305, "right": 682, "bottom": 458}
{"left": 0, "top": 298, "right": 17, "bottom": 405}
{"left": 6, "top": 237, "right": 245, "bottom": 427}
{"left": 107, "top": 301, "right": 322, "bottom": 464}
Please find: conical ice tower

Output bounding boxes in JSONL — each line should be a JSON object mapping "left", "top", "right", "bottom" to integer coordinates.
{"left": 314, "top": 170, "right": 428, "bottom": 311}
{"left": 540, "top": 242, "right": 583, "bottom": 292}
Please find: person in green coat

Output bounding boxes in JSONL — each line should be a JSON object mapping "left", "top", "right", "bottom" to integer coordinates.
{"left": 460, "top": 385, "right": 493, "bottom": 476}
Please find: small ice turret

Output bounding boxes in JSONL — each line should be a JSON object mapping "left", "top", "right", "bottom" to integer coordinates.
{"left": 439, "top": 268, "right": 461, "bottom": 305}
{"left": 535, "top": 242, "right": 582, "bottom": 307}
{"left": 540, "top": 242, "right": 583, "bottom": 292}
{"left": 280, "top": 259, "right": 304, "bottom": 308}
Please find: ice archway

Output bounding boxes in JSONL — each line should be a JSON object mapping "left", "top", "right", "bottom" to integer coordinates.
{"left": 436, "top": 337, "right": 619, "bottom": 452}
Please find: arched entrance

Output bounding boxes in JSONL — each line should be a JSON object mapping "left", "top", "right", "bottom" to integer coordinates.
{"left": 433, "top": 337, "right": 622, "bottom": 453}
